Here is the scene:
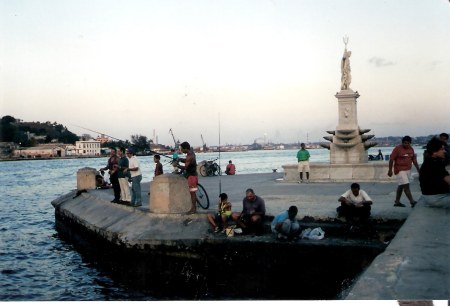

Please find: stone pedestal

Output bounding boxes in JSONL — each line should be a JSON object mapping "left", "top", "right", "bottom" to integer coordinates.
{"left": 77, "top": 167, "right": 97, "bottom": 190}
{"left": 150, "top": 174, "right": 191, "bottom": 214}
{"left": 323, "top": 89, "right": 376, "bottom": 164}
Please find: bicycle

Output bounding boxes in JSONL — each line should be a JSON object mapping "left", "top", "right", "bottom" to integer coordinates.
{"left": 199, "top": 158, "right": 222, "bottom": 177}
{"left": 196, "top": 183, "right": 210, "bottom": 209}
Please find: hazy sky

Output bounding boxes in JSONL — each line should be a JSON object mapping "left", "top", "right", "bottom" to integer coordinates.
{"left": 1, "top": 0, "right": 449, "bottom": 146}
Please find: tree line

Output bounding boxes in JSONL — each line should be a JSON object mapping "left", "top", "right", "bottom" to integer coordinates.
{"left": 0, "top": 115, "right": 168, "bottom": 153}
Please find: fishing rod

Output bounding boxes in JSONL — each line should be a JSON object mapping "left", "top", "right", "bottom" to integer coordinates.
{"left": 72, "top": 124, "right": 188, "bottom": 166}
{"left": 71, "top": 124, "right": 127, "bottom": 143}
{"left": 218, "top": 112, "right": 222, "bottom": 194}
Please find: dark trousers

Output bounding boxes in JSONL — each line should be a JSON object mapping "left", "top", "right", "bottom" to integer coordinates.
{"left": 337, "top": 204, "right": 371, "bottom": 223}
{"left": 110, "top": 174, "right": 120, "bottom": 201}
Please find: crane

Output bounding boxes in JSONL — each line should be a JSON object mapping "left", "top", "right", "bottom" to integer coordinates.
{"left": 169, "top": 128, "right": 179, "bottom": 150}
{"left": 201, "top": 134, "right": 207, "bottom": 152}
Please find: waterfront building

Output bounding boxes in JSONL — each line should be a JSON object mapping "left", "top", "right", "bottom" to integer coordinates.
{"left": 75, "top": 140, "right": 101, "bottom": 156}
{"left": 13, "top": 145, "right": 66, "bottom": 158}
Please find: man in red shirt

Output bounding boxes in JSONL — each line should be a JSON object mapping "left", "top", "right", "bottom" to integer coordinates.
{"left": 388, "top": 136, "right": 420, "bottom": 207}
{"left": 225, "top": 160, "right": 236, "bottom": 175}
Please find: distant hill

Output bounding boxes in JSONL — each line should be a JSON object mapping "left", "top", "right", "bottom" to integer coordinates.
{"left": 0, "top": 115, "right": 79, "bottom": 146}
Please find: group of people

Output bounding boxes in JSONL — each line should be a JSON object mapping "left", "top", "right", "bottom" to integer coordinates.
{"left": 100, "top": 147, "right": 143, "bottom": 207}
{"left": 98, "top": 132, "right": 450, "bottom": 235}
{"left": 337, "top": 133, "right": 450, "bottom": 224}
{"left": 207, "top": 188, "right": 266, "bottom": 235}
{"left": 207, "top": 188, "right": 302, "bottom": 240}
{"left": 388, "top": 133, "right": 450, "bottom": 208}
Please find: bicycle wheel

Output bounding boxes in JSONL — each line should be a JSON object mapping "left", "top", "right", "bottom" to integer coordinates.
{"left": 212, "top": 163, "right": 221, "bottom": 176}
{"left": 206, "top": 166, "right": 214, "bottom": 177}
{"left": 196, "top": 183, "right": 210, "bottom": 209}
{"left": 199, "top": 165, "right": 207, "bottom": 177}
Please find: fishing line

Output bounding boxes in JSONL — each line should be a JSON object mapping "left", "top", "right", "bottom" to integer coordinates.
{"left": 218, "top": 112, "right": 222, "bottom": 194}
{"left": 70, "top": 124, "right": 126, "bottom": 142}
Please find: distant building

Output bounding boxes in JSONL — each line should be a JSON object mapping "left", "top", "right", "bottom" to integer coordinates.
{"left": 0, "top": 142, "right": 15, "bottom": 158}
{"left": 95, "top": 134, "right": 110, "bottom": 144}
{"left": 14, "top": 146, "right": 66, "bottom": 158}
{"left": 75, "top": 140, "right": 101, "bottom": 156}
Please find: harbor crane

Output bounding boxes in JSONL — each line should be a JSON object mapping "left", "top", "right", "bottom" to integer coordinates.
{"left": 169, "top": 128, "right": 180, "bottom": 150}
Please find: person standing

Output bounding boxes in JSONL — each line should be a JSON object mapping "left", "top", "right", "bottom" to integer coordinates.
{"left": 117, "top": 147, "right": 131, "bottom": 205}
{"left": 376, "top": 149, "right": 383, "bottom": 160}
{"left": 271, "top": 205, "right": 301, "bottom": 241}
{"left": 419, "top": 136, "right": 450, "bottom": 208}
{"left": 388, "top": 136, "right": 420, "bottom": 207}
{"left": 127, "top": 148, "right": 142, "bottom": 207}
{"left": 232, "top": 188, "right": 266, "bottom": 235}
{"left": 176, "top": 141, "right": 198, "bottom": 215}
{"left": 154, "top": 154, "right": 163, "bottom": 177}
{"left": 100, "top": 147, "right": 120, "bottom": 203}
{"left": 337, "top": 183, "right": 373, "bottom": 224}
{"left": 296, "top": 143, "right": 311, "bottom": 183}
{"left": 225, "top": 160, "right": 236, "bottom": 175}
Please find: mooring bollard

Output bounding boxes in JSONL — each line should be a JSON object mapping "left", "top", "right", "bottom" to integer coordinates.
{"left": 76, "top": 167, "right": 97, "bottom": 190}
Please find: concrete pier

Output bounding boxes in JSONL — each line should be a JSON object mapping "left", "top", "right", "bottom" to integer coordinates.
{"left": 51, "top": 172, "right": 449, "bottom": 300}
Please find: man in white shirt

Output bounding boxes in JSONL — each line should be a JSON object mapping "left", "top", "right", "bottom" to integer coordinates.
{"left": 127, "top": 148, "right": 142, "bottom": 207}
{"left": 337, "top": 183, "right": 373, "bottom": 224}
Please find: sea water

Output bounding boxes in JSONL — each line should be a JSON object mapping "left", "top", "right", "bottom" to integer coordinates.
{"left": 0, "top": 147, "right": 423, "bottom": 301}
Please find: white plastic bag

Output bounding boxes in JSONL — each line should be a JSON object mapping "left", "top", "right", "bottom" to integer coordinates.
{"left": 300, "top": 228, "right": 312, "bottom": 239}
{"left": 301, "top": 227, "right": 325, "bottom": 240}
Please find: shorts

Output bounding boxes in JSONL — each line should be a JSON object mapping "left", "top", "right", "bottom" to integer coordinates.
{"left": 187, "top": 175, "right": 198, "bottom": 192}
{"left": 396, "top": 170, "right": 412, "bottom": 185}
{"left": 298, "top": 160, "right": 310, "bottom": 172}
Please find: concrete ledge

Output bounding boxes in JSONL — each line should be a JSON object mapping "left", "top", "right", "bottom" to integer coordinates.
{"left": 282, "top": 162, "right": 395, "bottom": 182}
{"left": 346, "top": 199, "right": 450, "bottom": 300}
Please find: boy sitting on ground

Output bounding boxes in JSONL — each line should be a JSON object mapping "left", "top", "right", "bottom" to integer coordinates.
{"left": 207, "top": 193, "right": 232, "bottom": 233}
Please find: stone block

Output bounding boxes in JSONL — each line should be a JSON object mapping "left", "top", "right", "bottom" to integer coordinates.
{"left": 150, "top": 174, "right": 192, "bottom": 214}
{"left": 330, "top": 165, "right": 353, "bottom": 180}
{"left": 77, "top": 167, "right": 97, "bottom": 190}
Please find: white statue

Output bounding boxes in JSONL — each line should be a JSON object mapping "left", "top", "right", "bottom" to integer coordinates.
{"left": 341, "top": 36, "right": 352, "bottom": 90}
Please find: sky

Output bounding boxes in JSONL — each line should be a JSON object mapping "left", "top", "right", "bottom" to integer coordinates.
{"left": 1, "top": 0, "right": 449, "bottom": 147}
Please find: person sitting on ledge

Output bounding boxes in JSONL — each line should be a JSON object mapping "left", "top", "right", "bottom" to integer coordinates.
{"left": 232, "top": 188, "right": 266, "bottom": 235}
{"left": 225, "top": 160, "right": 236, "bottom": 175}
{"left": 271, "top": 205, "right": 301, "bottom": 241}
{"left": 419, "top": 136, "right": 450, "bottom": 209}
{"left": 337, "top": 183, "right": 373, "bottom": 225}
{"left": 207, "top": 193, "right": 232, "bottom": 233}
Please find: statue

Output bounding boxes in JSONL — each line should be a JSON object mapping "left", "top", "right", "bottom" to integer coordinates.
{"left": 341, "top": 36, "right": 352, "bottom": 90}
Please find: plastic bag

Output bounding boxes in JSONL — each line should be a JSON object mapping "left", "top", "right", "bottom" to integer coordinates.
{"left": 301, "top": 227, "right": 325, "bottom": 240}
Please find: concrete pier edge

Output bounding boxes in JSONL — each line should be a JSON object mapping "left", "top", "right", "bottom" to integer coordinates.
{"left": 52, "top": 173, "right": 449, "bottom": 300}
